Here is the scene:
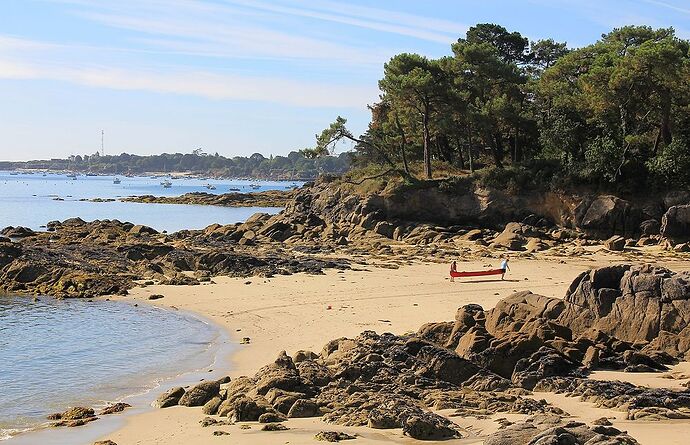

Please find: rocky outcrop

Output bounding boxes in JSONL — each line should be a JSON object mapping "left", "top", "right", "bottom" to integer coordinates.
{"left": 558, "top": 265, "right": 690, "bottom": 358}
{"left": 164, "top": 331, "right": 564, "bottom": 440}
{"left": 156, "top": 265, "right": 690, "bottom": 442}
{"left": 420, "top": 265, "right": 690, "bottom": 388}
{"left": 535, "top": 378, "right": 690, "bottom": 420}
{"left": 574, "top": 196, "right": 641, "bottom": 239}
{"left": 47, "top": 406, "right": 98, "bottom": 427}
{"left": 153, "top": 387, "right": 186, "bottom": 408}
{"left": 0, "top": 218, "right": 348, "bottom": 298}
{"left": 485, "top": 414, "right": 640, "bottom": 445}
{"left": 121, "top": 190, "right": 295, "bottom": 208}
{"left": 661, "top": 205, "right": 690, "bottom": 242}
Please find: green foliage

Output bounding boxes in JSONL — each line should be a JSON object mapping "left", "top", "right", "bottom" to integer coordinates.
{"left": 310, "top": 22, "right": 689, "bottom": 193}
{"left": 647, "top": 138, "right": 690, "bottom": 187}
{"left": 583, "top": 135, "right": 622, "bottom": 183}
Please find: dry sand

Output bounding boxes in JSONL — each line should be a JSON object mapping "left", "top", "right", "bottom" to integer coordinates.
{"left": 96, "top": 255, "right": 690, "bottom": 445}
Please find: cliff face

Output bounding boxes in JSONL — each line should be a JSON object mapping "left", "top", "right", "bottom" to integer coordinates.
{"left": 282, "top": 177, "right": 689, "bottom": 240}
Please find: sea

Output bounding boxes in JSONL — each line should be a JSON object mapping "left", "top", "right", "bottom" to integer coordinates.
{"left": 0, "top": 171, "right": 298, "bottom": 232}
{"left": 0, "top": 171, "right": 300, "bottom": 442}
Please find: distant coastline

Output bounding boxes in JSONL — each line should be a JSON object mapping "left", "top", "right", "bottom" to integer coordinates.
{"left": 0, "top": 150, "right": 350, "bottom": 182}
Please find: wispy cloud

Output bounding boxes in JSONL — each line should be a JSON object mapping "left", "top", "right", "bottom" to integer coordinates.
{"left": 43, "top": 0, "right": 423, "bottom": 66}
{"left": 0, "top": 41, "right": 379, "bottom": 108}
{"left": 641, "top": 0, "right": 690, "bottom": 15}
{"left": 220, "top": 0, "right": 466, "bottom": 43}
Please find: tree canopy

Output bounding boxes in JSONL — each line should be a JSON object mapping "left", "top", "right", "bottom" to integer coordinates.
{"left": 313, "top": 23, "right": 690, "bottom": 191}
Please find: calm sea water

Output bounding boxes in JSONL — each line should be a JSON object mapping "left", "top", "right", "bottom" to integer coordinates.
{"left": 0, "top": 171, "right": 298, "bottom": 232}
{"left": 0, "top": 296, "right": 222, "bottom": 441}
{"left": 0, "top": 171, "right": 293, "bottom": 441}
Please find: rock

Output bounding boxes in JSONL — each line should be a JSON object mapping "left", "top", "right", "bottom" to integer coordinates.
{"left": 254, "top": 351, "right": 302, "bottom": 395}
{"left": 373, "top": 221, "right": 395, "bottom": 239}
{"left": 218, "top": 396, "right": 270, "bottom": 422}
{"left": 674, "top": 243, "right": 690, "bottom": 253}
{"left": 491, "top": 222, "right": 535, "bottom": 251}
{"left": 153, "top": 386, "right": 185, "bottom": 408}
{"left": 558, "top": 265, "right": 690, "bottom": 357}
{"left": 262, "top": 423, "right": 289, "bottom": 431}
{"left": 202, "top": 396, "right": 223, "bottom": 415}
{"left": 178, "top": 380, "right": 220, "bottom": 407}
{"left": 148, "top": 294, "right": 164, "bottom": 300}
{"left": 582, "top": 346, "right": 600, "bottom": 369}
{"left": 512, "top": 347, "right": 580, "bottom": 389}
{"left": 293, "top": 350, "right": 318, "bottom": 362}
{"left": 314, "top": 431, "right": 357, "bottom": 442}
{"left": 526, "top": 237, "right": 549, "bottom": 252}
{"left": 287, "top": 399, "right": 318, "bottom": 418}
{"left": 367, "top": 409, "right": 399, "bottom": 429}
{"left": 258, "top": 412, "right": 287, "bottom": 423}
{"left": 639, "top": 219, "right": 660, "bottom": 236}
{"left": 129, "top": 225, "right": 158, "bottom": 236}
{"left": 484, "top": 422, "right": 539, "bottom": 445}
{"left": 604, "top": 236, "right": 626, "bottom": 251}
{"left": 93, "top": 441, "right": 118, "bottom": 445}
{"left": 402, "top": 413, "right": 461, "bottom": 440}
{"left": 48, "top": 406, "right": 95, "bottom": 421}
{"left": 212, "top": 430, "right": 230, "bottom": 436}
{"left": 0, "top": 226, "right": 35, "bottom": 238}
{"left": 661, "top": 205, "right": 690, "bottom": 242}
{"left": 99, "top": 403, "right": 131, "bottom": 415}
{"left": 576, "top": 195, "right": 639, "bottom": 238}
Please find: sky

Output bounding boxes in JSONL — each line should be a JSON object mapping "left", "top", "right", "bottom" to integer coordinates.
{"left": 0, "top": 0, "right": 689, "bottom": 161}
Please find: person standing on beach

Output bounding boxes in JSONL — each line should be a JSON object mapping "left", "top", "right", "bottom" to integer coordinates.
{"left": 450, "top": 261, "right": 457, "bottom": 282}
{"left": 500, "top": 256, "right": 510, "bottom": 280}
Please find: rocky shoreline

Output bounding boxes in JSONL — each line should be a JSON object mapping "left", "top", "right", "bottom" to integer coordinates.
{"left": 0, "top": 214, "right": 348, "bottom": 298}
{"left": 2, "top": 177, "right": 690, "bottom": 444}
{"left": 119, "top": 189, "right": 296, "bottom": 208}
{"left": 2, "top": 177, "right": 688, "bottom": 300}
{"left": 139, "top": 264, "right": 690, "bottom": 444}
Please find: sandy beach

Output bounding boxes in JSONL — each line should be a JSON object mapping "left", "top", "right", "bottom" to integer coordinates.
{"left": 96, "top": 254, "right": 690, "bottom": 445}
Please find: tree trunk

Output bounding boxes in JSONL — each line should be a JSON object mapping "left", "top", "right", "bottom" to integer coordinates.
{"left": 660, "top": 88, "right": 673, "bottom": 146}
{"left": 491, "top": 132, "right": 504, "bottom": 168}
{"left": 455, "top": 137, "right": 465, "bottom": 170}
{"left": 436, "top": 134, "right": 452, "bottom": 163}
{"left": 394, "top": 115, "right": 410, "bottom": 175}
{"left": 422, "top": 104, "right": 432, "bottom": 180}
{"left": 467, "top": 127, "right": 474, "bottom": 173}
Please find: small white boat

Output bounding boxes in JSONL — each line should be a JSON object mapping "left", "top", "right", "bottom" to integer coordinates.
{"left": 205, "top": 183, "right": 216, "bottom": 190}
{"left": 161, "top": 180, "right": 172, "bottom": 188}
{"left": 66, "top": 173, "right": 77, "bottom": 179}
{"left": 113, "top": 178, "right": 121, "bottom": 184}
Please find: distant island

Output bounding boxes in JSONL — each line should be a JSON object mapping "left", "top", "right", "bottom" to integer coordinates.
{"left": 0, "top": 150, "right": 350, "bottom": 181}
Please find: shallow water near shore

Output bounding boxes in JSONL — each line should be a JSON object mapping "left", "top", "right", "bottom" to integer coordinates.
{"left": 0, "top": 171, "right": 296, "bottom": 232}
{"left": 0, "top": 295, "right": 228, "bottom": 442}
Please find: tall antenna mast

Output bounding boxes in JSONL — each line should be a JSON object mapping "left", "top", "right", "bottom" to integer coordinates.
{"left": 101, "top": 130, "right": 104, "bottom": 156}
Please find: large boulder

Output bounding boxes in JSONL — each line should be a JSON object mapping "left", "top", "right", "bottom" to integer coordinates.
{"left": 661, "top": 205, "right": 690, "bottom": 242}
{"left": 254, "top": 351, "right": 303, "bottom": 395}
{"left": 558, "top": 265, "right": 690, "bottom": 357}
{"left": 604, "top": 235, "right": 626, "bottom": 251}
{"left": 575, "top": 195, "right": 639, "bottom": 238}
{"left": 491, "top": 222, "right": 542, "bottom": 251}
{"left": 402, "top": 413, "right": 461, "bottom": 440}
{"left": 178, "top": 380, "right": 220, "bottom": 407}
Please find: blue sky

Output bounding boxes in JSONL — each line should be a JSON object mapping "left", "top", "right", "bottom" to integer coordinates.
{"left": 1, "top": 0, "right": 689, "bottom": 161}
